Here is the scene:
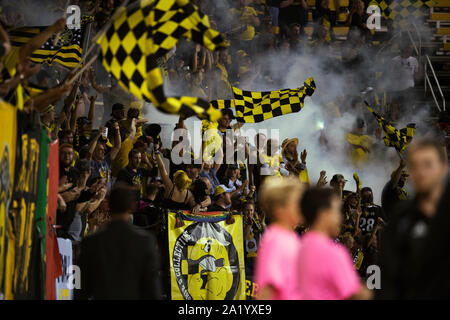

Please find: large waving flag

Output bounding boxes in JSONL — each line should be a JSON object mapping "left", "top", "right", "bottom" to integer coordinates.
{"left": 97, "top": 0, "right": 228, "bottom": 121}
{"left": 365, "top": 101, "right": 416, "bottom": 154}
{"left": 210, "top": 77, "right": 316, "bottom": 123}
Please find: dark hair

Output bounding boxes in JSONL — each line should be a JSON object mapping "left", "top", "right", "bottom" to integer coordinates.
{"left": 146, "top": 181, "right": 159, "bottom": 196}
{"left": 243, "top": 200, "right": 256, "bottom": 210}
{"left": 109, "top": 183, "right": 138, "bottom": 215}
{"left": 361, "top": 187, "right": 373, "bottom": 194}
{"left": 186, "top": 161, "right": 202, "bottom": 169}
{"left": 133, "top": 139, "right": 147, "bottom": 150}
{"left": 300, "top": 187, "right": 338, "bottom": 226}
{"left": 330, "top": 174, "right": 344, "bottom": 186}
{"left": 221, "top": 108, "right": 234, "bottom": 120}
{"left": 58, "top": 129, "right": 73, "bottom": 140}
{"left": 191, "top": 178, "right": 208, "bottom": 204}
{"left": 343, "top": 192, "right": 360, "bottom": 212}
{"left": 143, "top": 123, "right": 162, "bottom": 139}
{"left": 112, "top": 103, "right": 124, "bottom": 111}
{"left": 78, "top": 145, "right": 90, "bottom": 160}
{"left": 406, "top": 138, "right": 447, "bottom": 164}
{"left": 75, "top": 159, "right": 91, "bottom": 173}
{"left": 128, "top": 148, "right": 141, "bottom": 160}
{"left": 127, "top": 107, "right": 140, "bottom": 119}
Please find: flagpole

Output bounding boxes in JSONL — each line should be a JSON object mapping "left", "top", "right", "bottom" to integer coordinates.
{"left": 71, "top": 20, "right": 93, "bottom": 83}
{"left": 365, "top": 100, "right": 405, "bottom": 160}
{"left": 67, "top": 54, "right": 98, "bottom": 85}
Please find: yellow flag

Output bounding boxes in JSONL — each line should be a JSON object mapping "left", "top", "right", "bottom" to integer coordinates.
{"left": 168, "top": 211, "right": 246, "bottom": 300}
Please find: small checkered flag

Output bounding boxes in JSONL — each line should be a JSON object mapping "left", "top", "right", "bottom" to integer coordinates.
{"left": 365, "top": 101, "right": 416, "bottom": 154}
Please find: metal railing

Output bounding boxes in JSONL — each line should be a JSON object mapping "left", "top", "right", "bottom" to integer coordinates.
{"left": 407, "top": 23, "right": 446, "bottom": 112}
{"left": 424, "top": 55, "right": 446, "bottom": 112}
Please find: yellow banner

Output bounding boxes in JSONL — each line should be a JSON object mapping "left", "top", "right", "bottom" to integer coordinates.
{"left": 168, "top": 211, "right": 246, "bottom": 300}
{"left": 0, "top": 100, "right": 17, "bottom": 293}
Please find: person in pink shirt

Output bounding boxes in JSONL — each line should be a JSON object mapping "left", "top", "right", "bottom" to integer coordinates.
{"left": 254, "top": 177, "right": 304, "bottom": 300}
{"left": 298, "top": 187, "right": 372, "bottom": 300}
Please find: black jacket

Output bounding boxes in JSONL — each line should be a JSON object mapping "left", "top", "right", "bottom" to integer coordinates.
{"left": 76, "top": 219, "right": 163, "bottom": 300}
{"left": 414, "top": 178, "right": 450, "bottom": 299}
{"left": 376, "top": 199, "right": 431, "bottom": 300}
{"left": 377, "top": 177, "right": 450, "bottom": 300}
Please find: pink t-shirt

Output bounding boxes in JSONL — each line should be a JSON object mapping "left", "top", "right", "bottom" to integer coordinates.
{"left": 254, "top": 224, "right": 302, "bottom": 300}
{"left": 298, "top": 231, "right": 362, "bottom": 300}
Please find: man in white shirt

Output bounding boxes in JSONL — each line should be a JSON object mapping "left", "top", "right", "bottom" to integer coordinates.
{"left": 392, "top": 46, "right": 419, "bottom": 91}
{"left": 390, "top": 45, "right": 420, "bottom": 121}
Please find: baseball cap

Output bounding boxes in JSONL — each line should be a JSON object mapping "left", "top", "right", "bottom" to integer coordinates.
{"left": 143, "top": 123, "right": 162, "bottom": 139}
{"left": 59, "top": 143, "right": 74, "bottom": 150}
{"left": 213, "top": 184, "right": 234, "bottom": 197}
{"left": 330, "top": 174, "right": 348, "bottom": 184}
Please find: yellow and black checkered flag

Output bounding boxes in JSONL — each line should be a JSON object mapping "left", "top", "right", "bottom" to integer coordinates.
{"left": 210, "top": 78, "right": 316, "bottom": 123}
{"left": 97, "top": 0, "right": 228, "bottom": 121}
{"left": 365, "top": 101, "right": 416, "bottom": 153}
{"left": 370, "top": 0, "right": 435, "bottom": 28}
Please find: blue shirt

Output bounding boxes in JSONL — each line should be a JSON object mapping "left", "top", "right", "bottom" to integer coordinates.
{"left": 200, "top": 168, "right": 220, "bottom": 191}
{"left": 89, "top": 153, "right": 112, "bottom": 192}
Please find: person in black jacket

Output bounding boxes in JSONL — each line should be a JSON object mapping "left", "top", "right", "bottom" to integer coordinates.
{"left": 414, "top": 175, "right": 450, "bottom": 299}
{"left": 377, "top": 139, "right": 448, "bottom": 300}
{"left": 76, "top": 183, "right": 163, "bottom": 300}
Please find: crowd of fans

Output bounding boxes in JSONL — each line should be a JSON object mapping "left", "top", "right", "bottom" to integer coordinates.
{"left": 1, "top": 0, "right": 450, "bottom": 300}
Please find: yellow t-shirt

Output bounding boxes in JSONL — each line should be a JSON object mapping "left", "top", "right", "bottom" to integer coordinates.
{"left": 346, "top": 133, "right": 374, "bottom": 167}
{"left": 216, "top": 63, "right": 231, "bottom": 89}
{"left": 111, "top": 137, "right": 134, "bottom": 177}
{"left": 230, "top": 7, "right": 257, "bottom": 41}
{"left": 261, "top": 153, "right": 284, "bottom": 176}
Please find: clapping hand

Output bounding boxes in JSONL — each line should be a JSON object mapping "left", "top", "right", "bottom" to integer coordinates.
{"left": 317, "top": 170, "right": 327, "bottom": 187}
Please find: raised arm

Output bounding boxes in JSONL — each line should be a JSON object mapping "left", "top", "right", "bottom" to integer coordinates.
{"left": 154, "top": 151, "right": 173, "bottom": 191}
{"left": 64, "top": 80, "right": 80, "bottom": 115}
{"left": 89, "top": 67, "right": 110, "bottom": 93}
{"left": 390, "top": 158, "right": 406, "bottom": 188}
{"left": 86, "top": 128, "right": 103, "bottom": 160}
{"left": 69, "top": 96, "right": 80, "bottom": 132}
{"left": 109, "top": 122, "right": 122, "bottom": 161}
{"left": 0, "top": 24, "right": 11, "bottom": 57}
{"left": 32, "top": 82, "right": 71, "bottom": 112}
{"left": 87, "top": 95, "right": 97, "bottom": 123}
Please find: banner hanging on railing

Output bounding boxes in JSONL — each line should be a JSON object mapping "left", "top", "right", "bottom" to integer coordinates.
{"left": 55, "top": 238, "right": 73, "bottom": 300}
{"left": 168, "top": 211, "right": 246, "bottom": 300}
{"left": 5, "top": 110, "right": 42, "bottom": 299}
{"left": 0, "top": 101, "right": 17, "bottom": 297}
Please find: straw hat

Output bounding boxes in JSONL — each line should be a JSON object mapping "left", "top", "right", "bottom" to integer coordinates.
{"left": 281, "top": 138, "right": 298, "bottom": 156}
